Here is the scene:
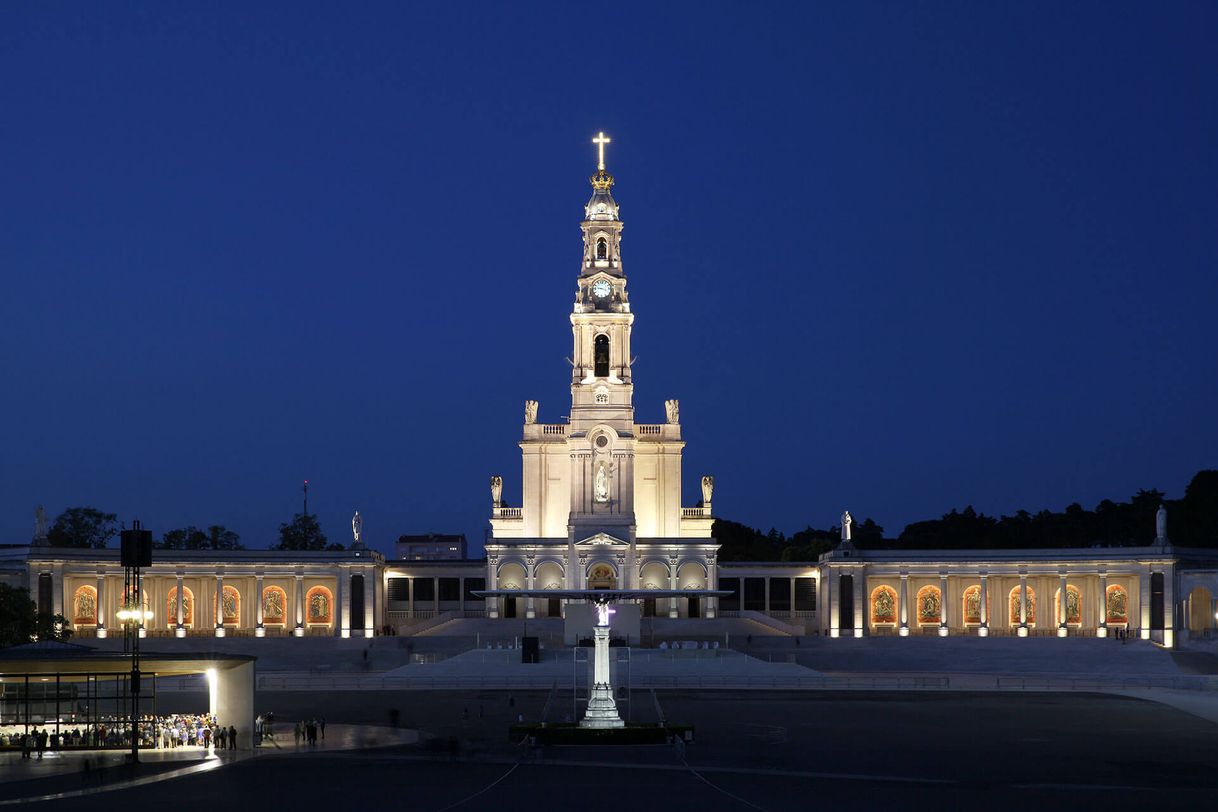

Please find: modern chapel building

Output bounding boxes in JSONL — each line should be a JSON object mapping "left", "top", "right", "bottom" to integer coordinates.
{"left": 9, "top": 139, "right": 1218, "bottom": 648}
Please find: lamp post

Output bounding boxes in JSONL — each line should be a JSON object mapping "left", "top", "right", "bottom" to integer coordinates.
{"left": 120, "top": 521, "right": 153, "bottom": 763}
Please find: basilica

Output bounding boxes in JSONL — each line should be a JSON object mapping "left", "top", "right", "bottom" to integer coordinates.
{"left": 482, "top": 133, "right": 719, "bottom": 622}
{"left": 6, "top": 136, "right": 1218, "bottom": 649}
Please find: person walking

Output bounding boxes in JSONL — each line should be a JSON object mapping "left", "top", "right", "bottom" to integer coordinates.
{"left": 229, "top": 725, "right": 237, "bottom": 750}
{"left": 319, "top": 718, "right": 326, "bottom": 739}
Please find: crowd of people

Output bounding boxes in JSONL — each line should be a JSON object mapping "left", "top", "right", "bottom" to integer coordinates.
{"left": 0, "top": 713, "right": 240, "bottom": 755}
{"left": 293, "top": 717, "right": 325, "bottom": 746}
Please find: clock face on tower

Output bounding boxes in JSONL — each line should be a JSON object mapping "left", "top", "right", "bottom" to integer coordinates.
{"left": 592, "top": 279, "right": 612, "bottom": 299}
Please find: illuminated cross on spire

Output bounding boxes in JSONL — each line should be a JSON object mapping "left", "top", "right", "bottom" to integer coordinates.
{"left": 592, "top": 131, "right": 611, "bottom": 171}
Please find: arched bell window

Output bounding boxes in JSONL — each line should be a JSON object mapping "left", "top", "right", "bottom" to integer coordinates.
{"left": 596, "top": 237, "right": 608, "bottom": 260}
{"left": 594, "top": 334, "right": 610, "bottom": 377}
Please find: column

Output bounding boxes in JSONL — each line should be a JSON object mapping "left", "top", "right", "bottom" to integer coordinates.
{"left": 215, "top": 572, "right": 225, "bottom": 638}
{"left": 852, "top": 570, "right": 864, "bottom": 637}
{"left": 525, "top": 559, "right": 536, "bottom": 619}
{"left": 433, "top": 577, "right": 440, "bottom": 613}
{"left": 1163, "top": 564, "right": 1175, "bottom": 649}
{"left": 53, "top": 564, "right": 65, "bottom": 618}
{"left": 1097, "top": 572, "right": 1108, "bottom": 638}
{"left": 459, "top": 578, "right": 466, "bottom": 614}
{"left": 339, "top": 568, "right": 350, "bottom": 638}
{"left": 486, "top": 565, "right": 497, "bottom": 619}
{"left": 789, "top": 576, "right": 796, "bottom": 618}
{"left": 137, "top": 570, "right": 147, "bottom": 639}
{"left": 1018, "top": 573, "right": 1028, "bottom": 637}
{"left": 668, "top": 559, "right": 679, "bottom": 618}
{"left": 294, "top": 574, "right": 305, "bottom": 637}
{"left": 764, "top": 578, "right": 771, "bottom": 615}
{"left": 364, "top": 565, "right": 375, "bottom": 637}
{"left": 255, "top": 574, "right": 265, "bottom": 637}
{"left": 1139, "top": 569, "right": 1151, "bottom": 640}
{"left": 828, "top": 569, "right": 839, "bottom": 638}
{"left": 96, "top": 572, "right": 107, "bottom": 639}
{"left": 978, "top": 573, "right": 989, "bottom": 637}
{"left": 938, "top": 573, "right": 949, "bottom": 637}
{"left": 1210, "top": 597, "right": 1217, "bottom": 633}
{"left": 705, "top": 557, "right": 718, "bottom": 619}
{"left": 1058, "top": 572, "right": 1068, "bottom": 638}
{"left": 175, "top": 573, "right": 185, "bottom": 638}
{"left": 898, "top": 573, "right": 909, "bottom": 637}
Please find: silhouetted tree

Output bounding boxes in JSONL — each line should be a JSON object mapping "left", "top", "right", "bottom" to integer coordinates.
{"left": 275, "top": 513, "right": 340, "bottom": 551}
{"left": 0, "top": 584, "right": 72, "bottom": 645}
{"left": 47, "top": 507, "right": 118, "bottom": 549}
{"left": 158, "top": 525, "right": 243, "bottom": 550}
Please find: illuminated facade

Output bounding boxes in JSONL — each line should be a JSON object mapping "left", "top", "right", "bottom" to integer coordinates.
{"left": 483, "top": 135, "right": 719, "bottom": 620}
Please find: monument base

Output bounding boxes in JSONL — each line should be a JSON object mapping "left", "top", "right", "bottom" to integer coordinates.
{"left": 580, "top": 685, "right": 624, "bottom": 729}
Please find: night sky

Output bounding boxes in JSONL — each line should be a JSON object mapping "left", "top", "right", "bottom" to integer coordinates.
{"left": 2, "top": 3, "right": 1216, "bottom": 557}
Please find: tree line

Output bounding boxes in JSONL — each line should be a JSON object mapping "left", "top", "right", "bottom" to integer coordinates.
{"left": 714, "top": 469, "right": 1218, "bottom": 561}
{"left": 42, "top": 508, "right": 342, "bottom": 552}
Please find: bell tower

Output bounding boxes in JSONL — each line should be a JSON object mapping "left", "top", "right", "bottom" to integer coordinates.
{"left": 571, "top": 132, "right": 634, "bottom": 421}
{"left": 566, "top": 132, "right": 637, "bottom": 539}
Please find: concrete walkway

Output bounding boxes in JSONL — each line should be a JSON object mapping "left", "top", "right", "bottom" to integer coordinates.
{"left": 0, "top": 724, "right": 416, "bottom": 804}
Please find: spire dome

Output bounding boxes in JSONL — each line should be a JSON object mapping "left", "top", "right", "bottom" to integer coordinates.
{"left": 586, "top": 131, "right": 619, "bottom": 221}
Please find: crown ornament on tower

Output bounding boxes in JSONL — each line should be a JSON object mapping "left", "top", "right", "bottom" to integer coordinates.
{"left": 589, "top": 168, "right": 615, "bottom": 191}
{"left": 590, "top": 131, "right": 614, "bottom": 191}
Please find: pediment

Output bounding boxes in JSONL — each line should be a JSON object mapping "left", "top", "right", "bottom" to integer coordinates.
{"left": 575, "top": 532, "right": 630, "bottom": 548}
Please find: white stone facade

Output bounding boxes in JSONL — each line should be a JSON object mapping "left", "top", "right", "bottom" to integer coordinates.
{"left": 484, "top": 147, "right": 718, "bottom": 620}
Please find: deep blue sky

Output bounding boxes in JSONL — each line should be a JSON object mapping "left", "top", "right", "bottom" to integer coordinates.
{"left": 2, "top": 3, "right": 1216, "bottom": 557}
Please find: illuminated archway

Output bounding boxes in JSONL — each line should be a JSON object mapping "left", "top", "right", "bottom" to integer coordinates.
{"left": 916, "top": 585, "right": 941, "bottom": 625}
{"left": 871, "top": 585, "right": 898, "bottom": 625}
{"left": 962, "top": 585, "right": 983, "bottom": 625}
{"left": 1008, "top": 585, "right": 1037, "bottom": 626}
{"left": 587, "top": 562, "right": 617, "bottom": 590}
{"left": 72, "top": 585, "right": 97, "bottom": 626}
{"left": 262, "top": 585, "right": 288, "bottom": 625}
{"left": 1054, "top": 585, "right": 1082, "bottom": 626}
{"left": 167, "top": 586, "right": 194, "bottom": 628}
{"left": 212, "top": 585, "right": 241, "bottom": 626}
{"left": 1105, "top": 584, "right": 1129, "bottom": 625}
{"left": 305, "top": 585, "right": 334, "bottom": 625}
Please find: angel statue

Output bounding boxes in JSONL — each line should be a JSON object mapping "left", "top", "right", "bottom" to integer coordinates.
{"left": 524, "top": 400, "right": 538, "bottom": 425}
{"left": 351, "top": 511, "right": 364, "bottom": 546}
{"left": 664, "top": 399, "right": 679, "bottom": 424}
{"left": 841, "top": 510, "right": 853, "bottom": 541}
{"left": 700, "top": 476, "right": 714, "bottom": 506}
{"left": 490, "top": 475, "right": 503, "bottom": 507}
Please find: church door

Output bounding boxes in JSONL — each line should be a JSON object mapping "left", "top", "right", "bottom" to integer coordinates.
{"left": 643, "top": 598, "right": 656, "bottom": 617}
{"left": 504, "top": 597, "right": 517, "bottom": 619}
{"left": 548, "top": 597, "right": 562, "bottom": 617}
{"left": 687, "top": 596, "right": 701, "bottom": 619}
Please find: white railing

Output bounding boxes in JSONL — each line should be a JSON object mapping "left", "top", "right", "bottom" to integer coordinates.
{"left": 682, "top": 507, "right": 710, "bottom": 518}
{"left": 493, "top": 507, "right": 523, "bottom": 519}
{"left": 637, "top": 425, "right": 663, "bottom": 435}
{"left": 541, "top": 425, "right": 567, "bottom": 436}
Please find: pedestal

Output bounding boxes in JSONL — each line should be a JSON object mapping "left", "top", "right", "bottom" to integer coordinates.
{"left": 96, "top": 627, "right": 107, "bottom": 640}
{"left": 1018, "top": 626, "right": 1028, "bottom": 638}
{"left": 1057, "top": 627, "right": 1068, "bottom": 638}
{"left": 978, "top": 625, "right": 989, "bottom": 637}
{"left": 1096, "top": 626, "right": 1107, "bottom": 638}
{"left": 175, "top": 626, "right": 185, "bottom": 639}
{"left": 255, "top": 626, "right": 265, "bottom": 638}
{"left": 215, "top": 627, "right": 226, "bottom": 638}
{"left": 580, "top": 623, "right": 623, "bottom": 729}
{"left": 938, "top": 626, "right": 948, "bottom": 638}
{"left": 898, "top": 627, "right": 909, "bottom": 637}
{"left": 294, "top": 626, "right": 304, "bottom": 638}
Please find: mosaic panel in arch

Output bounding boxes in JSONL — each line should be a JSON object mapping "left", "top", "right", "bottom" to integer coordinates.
{"left": 73, "top": 586, "right": 97, "bottom": 625}
{"left": 307, "top": 587, "right": 333, "bottom": 623}
{"left": 962, "top": 586, "right": 982, "bottom": 625}
{"left": 916, "top": 586, "right": 941, "bottom": 624}
{"left": 263, "top": 586, "right": 287, "bottom": 623}
{"left": 1106, "top": 586, "right": 1129, "bottom": 624}
{"left": 871, "top": 586, "right": 897, "bottom": 624}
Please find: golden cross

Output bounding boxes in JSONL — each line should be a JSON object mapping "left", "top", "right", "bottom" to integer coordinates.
{"left": 592, "top": 131, "right": 611, "bottom": 171}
